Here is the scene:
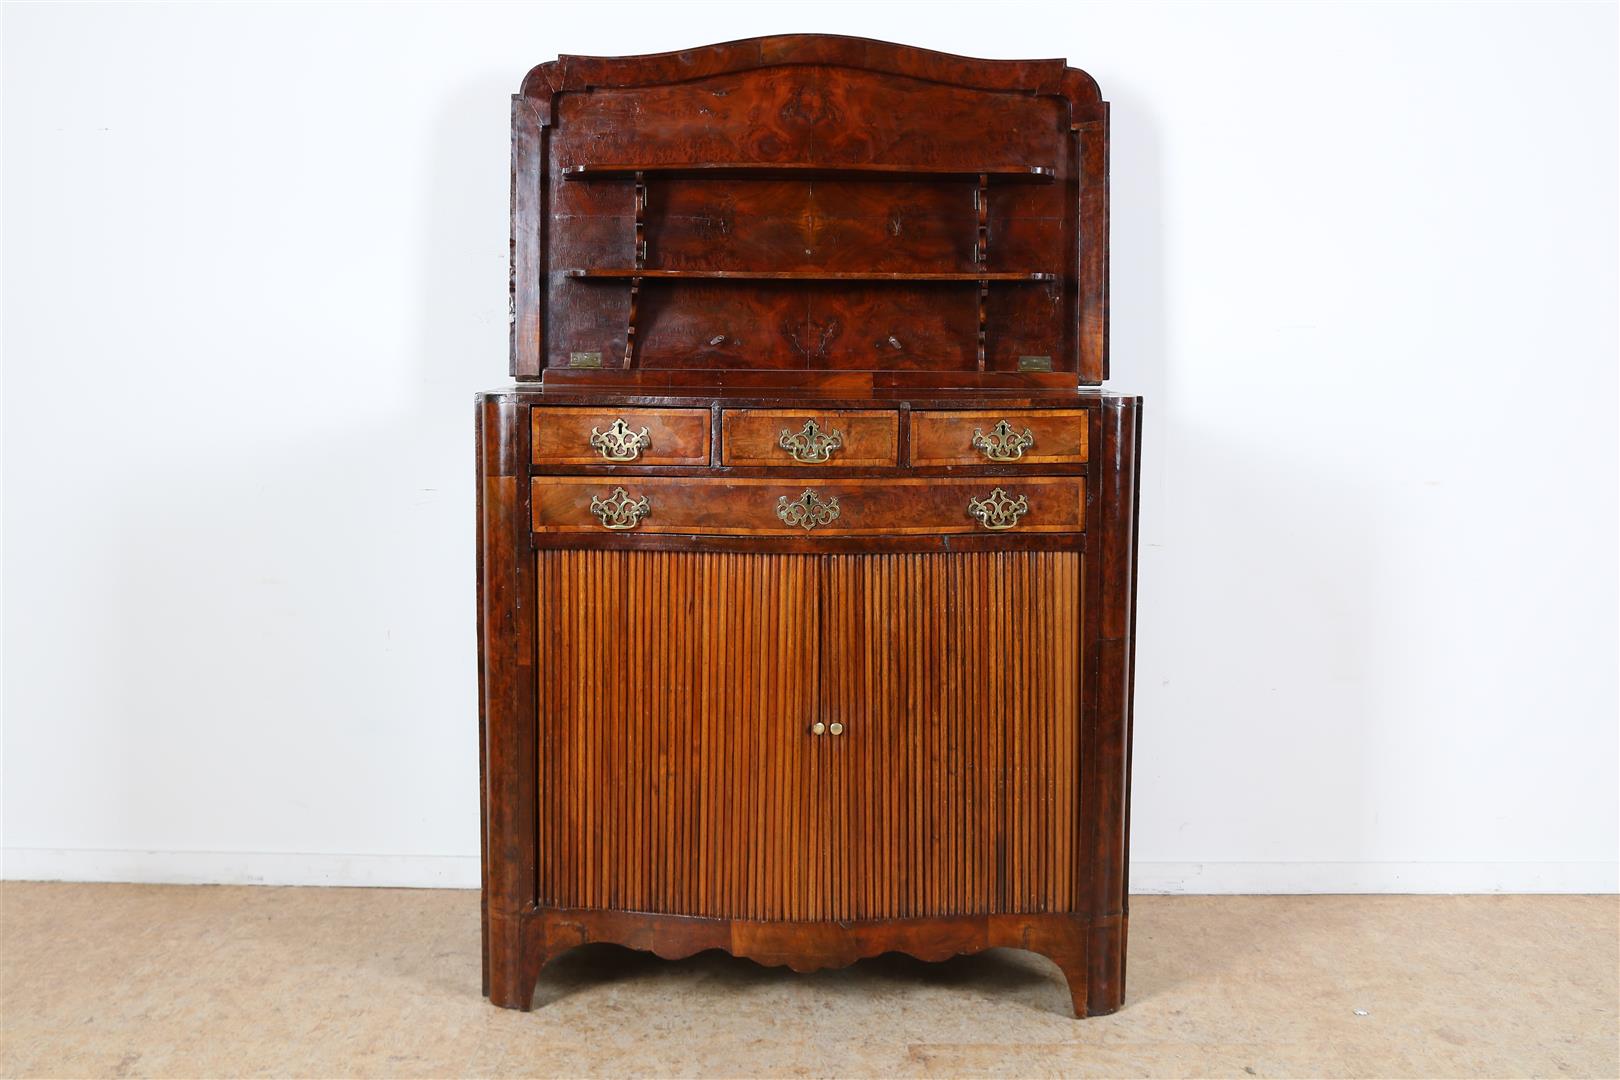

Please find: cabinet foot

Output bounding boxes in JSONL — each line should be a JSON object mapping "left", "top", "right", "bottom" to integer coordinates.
{"left": 485, "top": 912, "right": 548, "bottom": 1011}
{"left": 1049, "top": 954, "right": 1092, "bottom": 1018}
{"left": 1083, "top": 913, "right": 1128, "bottom": 1016}
{"left": 1013, "top": 912, "right": 1127, "bottom": 1017}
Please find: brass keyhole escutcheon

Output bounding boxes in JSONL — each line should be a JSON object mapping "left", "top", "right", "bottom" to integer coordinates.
{"left": 589, "top": 418, "right": 652, "bottom": 461}
{"left": 778, "top": 418, "right": 845, "bottom": 463}
{"left": 971, "top": 419, "right": 1036, "bottom": 462}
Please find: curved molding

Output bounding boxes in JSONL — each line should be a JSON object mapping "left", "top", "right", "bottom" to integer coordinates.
{"left": 501, "top": 906, "right": 1126, "bottom": 1017}
{"left": 520, "top": 33, "right": 1099, "bottom": 105}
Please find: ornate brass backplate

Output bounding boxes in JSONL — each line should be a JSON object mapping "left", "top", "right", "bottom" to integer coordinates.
{"left": 775, "top": 489, "right": 841, "bottom": 530}
{"left": 777, "top": 418, "right": 845, "bottom": 463}
{"left": 971, "top": 419, "right": 1036, "bottom": 462}
{"left": 589, "top": 418, "right": 652, "bottom": 461}
{"left": 966, "top": 487, "right": 1030, "bottom": 530}
{"left": 589, "top": 486, "right": 652, "bottom": 530}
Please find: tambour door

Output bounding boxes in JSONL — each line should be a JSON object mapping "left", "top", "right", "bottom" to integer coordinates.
{"left": 818, "top": 552, "right": 1085, "bottom": 920}
{"left": 532, "top": 549, "right": 1083, "bottom": 923}
{"left": 533, "top": 550, "right": 835, "bottom": 920}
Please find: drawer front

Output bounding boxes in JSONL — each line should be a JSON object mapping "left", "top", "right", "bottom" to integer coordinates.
{"left": 532, "top": 476, "right": 1084, "bottom": 535}
{"left": 721, "top": 409, "right": 900, "bottom": 467}
{"left": 911, "top": 409, "right": 1089, "bottom": 466}
{"left": 531, "top": 406, "right": 710, "bottom": 466}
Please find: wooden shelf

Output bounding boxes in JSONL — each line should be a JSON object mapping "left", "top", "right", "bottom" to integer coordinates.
{"left": 563, "top": 162, "right": 1055, "bottom": 182}
{"left": 565, "top": 269, "right": 1058, "bottom": 282}
{"left": 561, "top": 163, "right": 1056, "bottom": 371}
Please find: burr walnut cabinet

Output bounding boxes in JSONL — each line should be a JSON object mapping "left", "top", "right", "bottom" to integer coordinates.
{"left": 477, "top": 35, "right": 1142, "bottom": 1016}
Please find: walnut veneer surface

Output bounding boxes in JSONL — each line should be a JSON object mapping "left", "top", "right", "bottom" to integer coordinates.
{"left": 478, "top": 36, "right": 1141, "bottom": 1017}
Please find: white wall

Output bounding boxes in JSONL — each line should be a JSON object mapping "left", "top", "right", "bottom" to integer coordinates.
{"left": 3, "top": 1, "right": 1615, "bottom": 893}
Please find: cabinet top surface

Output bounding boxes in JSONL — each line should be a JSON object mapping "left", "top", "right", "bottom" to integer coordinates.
{"left": 478, "top": 384, "right": 1140, "bottom": 410}
{"left": 511, "top": 34, "right": 1110, "bottom": 389}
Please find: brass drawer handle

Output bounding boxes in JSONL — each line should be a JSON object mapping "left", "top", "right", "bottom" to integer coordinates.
{"left": 589, "top": 487, "right": 651, "bottom": 530}
{"left": 589, "top": 418, "right": 652, "bottom": 461}
{"left": 776, "top": 489, "right": 841, "bottom": 530}
{"left": 972, "top": 419, "right": 1036, "bottom": 462}
{"left": 967, "top": 487, "right": 1029, "bottom": 530}
{"left": 778, "top": 419, "right": 844, "bottom": 463}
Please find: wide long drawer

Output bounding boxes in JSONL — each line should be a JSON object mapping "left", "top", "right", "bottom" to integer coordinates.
{"left": 531, "top": 476, "right": 1085, "bottom": 536}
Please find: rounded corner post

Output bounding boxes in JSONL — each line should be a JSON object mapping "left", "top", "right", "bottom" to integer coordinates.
{"left": 477, "top": 396, "right": 538, "bottom": 1006}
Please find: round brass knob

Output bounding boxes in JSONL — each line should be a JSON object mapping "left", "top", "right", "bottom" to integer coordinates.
{"left": 810, "top": 722, "right": 826, "bottom": 736}
{"left": 829, "top": 722, "right": 844, "bottom": 736}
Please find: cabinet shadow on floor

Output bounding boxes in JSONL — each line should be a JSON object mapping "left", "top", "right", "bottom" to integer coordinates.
{"left": 532, "top": 943, "right": 1077, "bottom": 1014}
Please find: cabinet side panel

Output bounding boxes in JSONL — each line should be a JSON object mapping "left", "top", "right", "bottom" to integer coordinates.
{"left": 512, "top": 99, "right": 546, "bottom": 378}
{"left": 478, "top": 397, "right": 540, "bottom": 1007}
{"left": 1075, "top": 104, "right": 1108, "bottom": 383}
{"left": 1080, "top": 397, "right": 1140, "bottom": 1014}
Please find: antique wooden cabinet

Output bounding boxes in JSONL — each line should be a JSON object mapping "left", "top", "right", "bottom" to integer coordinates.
{"left": 477, "top": 35, "right": 1141, "bottom": 1017}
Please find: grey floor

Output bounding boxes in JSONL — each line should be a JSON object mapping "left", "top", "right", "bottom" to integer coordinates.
{"left": 3, "top": 884, "right": 1616, "bottom": 1078}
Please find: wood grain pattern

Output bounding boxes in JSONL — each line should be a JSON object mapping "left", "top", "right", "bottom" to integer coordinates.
{"left": 534, "top": 551, "right": 1080, "bottom": 921}
{"left": 721, "top": 409, "right": 900, "bottom": 467}
{"left": 530, "top": 406, "right": 710, "bottom": 465}
{"left": 911, "top": 409, "right": 1090, "bottom": 465}
{"left": 530, "top": 475, "right": 1085, "bottom": 536}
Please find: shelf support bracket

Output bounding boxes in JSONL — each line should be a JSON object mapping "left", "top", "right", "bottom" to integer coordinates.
{"left": 975, "top": 172, "right": 989, "bottom": 371}
{"left": 623, "top": 171, "right": 647, "bottom": 369}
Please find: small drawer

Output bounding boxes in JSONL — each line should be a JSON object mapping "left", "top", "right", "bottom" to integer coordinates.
{"left": 911, "top": 409, "right": 1089, "bottom": 466}
{"left": 532, "top": 476, "right": 1085, "bottom": 535}
{"left": 721, "top": 409, "right": 900, "bottom": 467}
{"left": 531, "top": 406, "right": 710, "bottom": 466}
